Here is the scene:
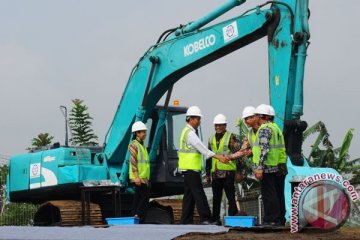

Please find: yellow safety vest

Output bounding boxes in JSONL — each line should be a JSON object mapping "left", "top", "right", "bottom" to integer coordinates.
{"left": 178, "top": 126, "right": 202, "bottom": 171}
{"left": 247, "top": 129, "right": 256, "bottom": 147}
{"left": 252, "top": 122, "right": 286, "bottom": 166}
{"left": 209, "top": 132, "right": 236, "bottom": 172}
{"left": 271, "top": 122, "right": 287, "bottom": 164}
{"left": 129, "top": 139, "right": 150, "bottom": 180}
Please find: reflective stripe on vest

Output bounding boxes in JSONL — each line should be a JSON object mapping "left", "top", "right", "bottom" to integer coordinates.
{"left": 247, "top": 129, "right": 256, "bottom": 147}
{"left": 209, "top": 132, "right": 236, "bottom": 171}
{"left": 252, "top": 122, "right": 286, "bottom": 166}
{"left": 129, "top": 140, "right": 150, "bottom": 180}
{"left": 178, "top": 126, "right": 202, "bottom": 171}
{"left": 271, "top": 122, "right": 287, "bottom": 164}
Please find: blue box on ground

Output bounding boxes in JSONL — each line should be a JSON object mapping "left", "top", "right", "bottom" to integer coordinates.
{"left": 224, "top": 216, "right": 256, "bottom": 227}
{"left": 106, "top": 217, "right": 140, "bottom": 225}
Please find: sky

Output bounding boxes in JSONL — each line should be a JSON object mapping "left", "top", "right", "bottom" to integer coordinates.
{"left": 0, "top": 0, "right": 359, "bottom": 161}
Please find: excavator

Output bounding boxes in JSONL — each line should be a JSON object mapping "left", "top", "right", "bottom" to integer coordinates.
{"left": 6, "top": 0, "right": 356, "bottom": 231}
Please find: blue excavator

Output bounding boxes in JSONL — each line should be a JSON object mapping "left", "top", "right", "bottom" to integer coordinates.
{"left": 6, "top": 0, "right": 354, "bottom": 230}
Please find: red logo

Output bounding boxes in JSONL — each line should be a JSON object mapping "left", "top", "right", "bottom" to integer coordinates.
{"left": 300, "top": 181, "right": 350, "bottom": 231}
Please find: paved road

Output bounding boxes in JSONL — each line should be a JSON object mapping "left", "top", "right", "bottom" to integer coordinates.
{"left": 0, "top": 225, "right": 228, "bottom": 240}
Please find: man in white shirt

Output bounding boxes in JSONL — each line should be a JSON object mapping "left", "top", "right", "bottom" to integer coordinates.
{"left": 178, "top": 106, "right": 226, "bottom": 224}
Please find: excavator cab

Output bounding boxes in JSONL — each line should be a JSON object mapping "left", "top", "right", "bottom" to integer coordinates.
{"left": 145, "top": 105, "right": 187, "bottom": 197}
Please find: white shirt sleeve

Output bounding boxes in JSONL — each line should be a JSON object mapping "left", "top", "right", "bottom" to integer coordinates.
{"left": 187, "top": 130, "right": 215, "bottom": 159}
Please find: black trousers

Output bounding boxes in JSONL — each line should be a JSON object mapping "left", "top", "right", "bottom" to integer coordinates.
{"left": 261, "top": 172, "right": 285, "bottom": 224}
{"left": 211, "top": 171, "right": 238, "bottom": 221}
{"left": 180, "top": 170, "right": 212, "bottom": 224}
{"left": 275, "top": 174, "right": 286, "bottom": 224}
{"left": 131, "top": 183, "right": 150, "bottom": 222}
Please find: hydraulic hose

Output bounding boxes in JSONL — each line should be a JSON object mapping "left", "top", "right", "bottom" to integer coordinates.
{"left": 156, "top": 27, "right": 179, "bottom": 44}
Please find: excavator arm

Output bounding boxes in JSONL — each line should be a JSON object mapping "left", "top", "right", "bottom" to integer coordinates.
{"left": 101, "top": 0, "right": 309, "bottom": 185}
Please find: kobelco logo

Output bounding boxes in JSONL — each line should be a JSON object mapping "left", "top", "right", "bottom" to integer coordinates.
{"left": 184, "top": 34, "right": 216, "bottom": 57}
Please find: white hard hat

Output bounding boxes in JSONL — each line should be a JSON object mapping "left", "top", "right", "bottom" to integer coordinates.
{"left": 242, "top": 106, "right": 255, "bottom": 119}
{"left": 255, "top": 104, "right": 271, "bottom": 115}
{"left": 268, "top": 105, "right": 275, "bottom": 116}
{"left": 186, "top": 106, "right": 202, "bottom": 117}
{"left": 132, "top": 121, "right": 148, "bottom": 133}
{"left": 213, "top": 114, "right": 227, "bottom": 124}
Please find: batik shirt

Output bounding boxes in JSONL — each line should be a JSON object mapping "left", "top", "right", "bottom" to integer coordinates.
{"left": 129, "top": 138, "right": 149, "bottom": 184}
{"left": 253, "top": 127, "right": 278, "bottom": 173}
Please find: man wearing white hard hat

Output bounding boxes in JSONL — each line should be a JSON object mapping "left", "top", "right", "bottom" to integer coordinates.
{"left": 206, "top": 113, "right": 240, "bottom": 225}
{"left": 266, "top": 104, "right": 287, "bottom": 225}
{"left": 252, "top": 104, "right": 286, "bottom": 226}
{"left": 268, "top": 105, "right": 275, "bottom": 121}
{"left": 242, "top": 106, "right": 258, "bottom": 147}
{"left": 178, "top": 106, "right": 226, "bottom": 225}
{"left": 129, "top": 121, "right": 150, "bottom": 223}
{"left": 226, "top": 106, "right": 259, "bottom": 163}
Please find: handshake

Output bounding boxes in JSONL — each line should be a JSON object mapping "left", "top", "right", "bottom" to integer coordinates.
{"left": 214, "top": 154, "right": 230, "bottom": 164}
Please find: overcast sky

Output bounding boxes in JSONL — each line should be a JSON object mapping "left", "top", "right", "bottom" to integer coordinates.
{"left": 0, "top": 0, "right": 359, "bottom": 161}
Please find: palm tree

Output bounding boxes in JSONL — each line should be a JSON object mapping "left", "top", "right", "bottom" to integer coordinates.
{"left": 28, "top": 133, "right": 54, "bottom": 150}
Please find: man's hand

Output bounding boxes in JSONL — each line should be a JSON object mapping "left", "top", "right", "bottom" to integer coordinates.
{"left": 245, "top": 150, "right": 253, "bottom": 157}
{"left": 215, "top": 154, "right": 228, "bottom": 164}
{"left": 221, "top": 155, "right": 229, "bottom": 164}
{"left": 254, "top": 169, "right": 263, "bottom": 180}
{"left": 134, "top": 176, "right": 141, "bottom": 186}
{"left": 235, "top": 171, "right": 244, "bottom": 183}
{"left": 206, "top": 175, "right": 211, "bottom": 184}
{"left": 277, "top": 163, "right": 288, "bottom": 176}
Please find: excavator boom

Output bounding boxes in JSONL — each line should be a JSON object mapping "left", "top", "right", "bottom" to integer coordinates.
{"left": 102, "top": 0, "right": 308, "bottom": 185}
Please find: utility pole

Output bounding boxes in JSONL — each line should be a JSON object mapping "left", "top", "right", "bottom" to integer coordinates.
{"left": 59, "top": 106, "right": 69, "bottom": 147}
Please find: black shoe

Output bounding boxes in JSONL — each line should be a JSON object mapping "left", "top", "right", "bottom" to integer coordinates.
{"left": 274, "top": 222, "right": 284, "bottom": 227}
{"left": 212, "top": 220, "right": 222, "bottom": 226}
{"left": 200, "top": 220, "right": 212, "bottom": 225}
{"left": 262, "top": 221, "right": 283, "bottom": 227}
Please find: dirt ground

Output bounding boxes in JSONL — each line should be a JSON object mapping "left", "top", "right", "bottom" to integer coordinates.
{"left": 174, "top": 227, "right": 360, "bottom": 240}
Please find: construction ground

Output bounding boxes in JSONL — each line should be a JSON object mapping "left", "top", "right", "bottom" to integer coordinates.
{"left": 0, "top": 225, "right": 359, "bottom": 240}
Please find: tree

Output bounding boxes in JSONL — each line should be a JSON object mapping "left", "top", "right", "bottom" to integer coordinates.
{"left": 0, "top": 165, "right": 38, "bottom": 226}
{"left": 69, "top": 99, "right": 98, "bottom": 146}
{"left": 0, "top": 165, "right": 8, "bottom": 215}
{"left": 27, "top": 133, "right": 54, "bottom": 151}
{"left": 303, "top": 122, "right": 360, "bottom": 185}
